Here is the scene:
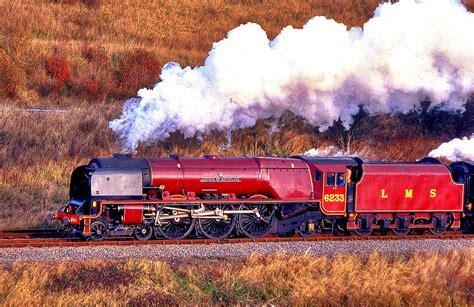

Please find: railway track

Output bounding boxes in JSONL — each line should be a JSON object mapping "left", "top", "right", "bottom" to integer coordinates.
{"left": 0, "top": 229, "right": 59, "bottom": 239}
{"left": 0, "top": 230, "right": 472, "bottom": 249}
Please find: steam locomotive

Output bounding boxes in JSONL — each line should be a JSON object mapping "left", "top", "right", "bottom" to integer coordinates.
{"left": 49, "top": 154, "right": 474, "bottom": 241}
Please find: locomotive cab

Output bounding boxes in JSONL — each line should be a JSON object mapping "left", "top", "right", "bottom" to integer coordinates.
{"left": 295, "top": 157, "right": 360, "bottom": 215}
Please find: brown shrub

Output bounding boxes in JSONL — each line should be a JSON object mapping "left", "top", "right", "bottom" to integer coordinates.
{"left": 115, "top": 49, "right": 161, "bottom": 97}
{"left": 51, "top": 0, "right": 100, "bottom": 6}
{"left": 45, "top": 54, "right": 72, "bottom": 93}
{"left": 80, "top": 0, "right": 101, "bottom": 8}
{"left": 36, "top": 81, "right": 55, "bottom": 98}
{"left": 81, "top": 45, "right": 109, "bottom": 68}
{"left": 77, "top": 75, "right": 100, "bottom": 101}
{"left": 0, "top": 49, "right": 26, "bottom": 98}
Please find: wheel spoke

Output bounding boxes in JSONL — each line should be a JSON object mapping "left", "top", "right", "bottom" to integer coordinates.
{"left": 155, "top": 207, "right": 195, "bottom": 240}
{"left": 198, "top": 204, "right": 236, "bottom": 239}
{"left": 134, "top": 225, "right": 152, "bottom": 241}
{"left": 90, "top": 221, "right": 108, "bottom": 241}
{"left": 237, "top": 204, "right": 274, "bottom": 238}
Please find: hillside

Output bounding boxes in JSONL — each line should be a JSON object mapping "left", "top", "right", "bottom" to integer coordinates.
{"left": 0, "top": 0, "right": 387, "bottom": 103}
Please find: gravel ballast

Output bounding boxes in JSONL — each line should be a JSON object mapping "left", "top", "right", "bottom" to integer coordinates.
{"left": 0, "top": 238, "right": 473, "bottom": 262}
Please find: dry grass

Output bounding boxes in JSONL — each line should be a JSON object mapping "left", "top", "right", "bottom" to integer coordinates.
{"left": 0, "top": 250, "right": 472, "bottom": 305}
{"left": 0, "top": 0, "right": 396, "bottom": 103}
{"left": 2, "top": 0, "right": 472, "bottom": 102}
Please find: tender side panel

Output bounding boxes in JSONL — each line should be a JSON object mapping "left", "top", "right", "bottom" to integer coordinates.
{"left": 355, "top": 164, "right": 464, "bottom": 212}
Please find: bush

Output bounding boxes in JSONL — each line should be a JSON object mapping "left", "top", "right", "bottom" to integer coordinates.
{"left": 0, "top": 49, "right": 26, "bottom": 98}
{"left": 78, "top": 75, "right": 100, "bottom": 101}
{"left": 51, "top": 0, "right": 100, "bottom": 7}
{"left": 45, "top": 54, "right": 72, "bottom": 93}
{"left": 115, "top": 49, "right": 161, "bottom": 97}
{"left": 81, "top": 45, "right": 109, "bottom": 68}
{"left": 80, "top": 0, "right": 101, "bottom": 8}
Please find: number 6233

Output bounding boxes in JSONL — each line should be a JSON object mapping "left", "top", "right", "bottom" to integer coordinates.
{"left": 324, "top": 194, "right": 345, "bottom": 202}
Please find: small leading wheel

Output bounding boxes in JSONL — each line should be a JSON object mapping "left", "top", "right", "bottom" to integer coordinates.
{"left": 134, "top": 224, "right": 153, "bottom": 241}
{"left": 90, "top": 220, "right": 108, "bottom": 241}
{"left": 155, "top": 209, "right": 195, "bottom": 240}
{"left": 237, "top": 204, "right": 275, "bottom": 238}
{"left": 197, "top": 204, "right": 237, "bottom": 239}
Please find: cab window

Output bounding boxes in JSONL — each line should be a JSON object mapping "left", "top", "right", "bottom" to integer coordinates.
{"left": 336, "top": 172, "right": 346, "bottom": 187}
{"left": 326, "top": 173, "right": 335, "bottom": 186}
{"left": 315, "top": 170, "right": 321, "bottom": 182}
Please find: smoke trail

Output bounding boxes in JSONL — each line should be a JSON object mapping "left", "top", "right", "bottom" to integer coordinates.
{"left": 429, "top": 135, "right": 474, "bottom": 161}
{"left": 304, "top": 146, "right": 374, "bottom": 160}
{"left": 110, "top": 0, "right": 474, "bottom": 151}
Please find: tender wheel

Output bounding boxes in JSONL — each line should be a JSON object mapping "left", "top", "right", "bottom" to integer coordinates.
{"left": 155, "top": 209, "right": 195, "bottom": 240}
{"left": 392, "top": 228, "right": 410, "bottom": 236}
{"left": 429, "top": 216, "right": 447, "bottom": 236}
{"left": 237, "top": 204, "right": 275, "bottom": 238}
{"left": 134, "top": 224, "right": 153, "bottom": 241}
{"left": 429, "top": 227, "right": 446, "bottom": 235}
{"left": 355, "top": 216, "right": 373, "bottom": 236}
{"left": 355, "top": 228, "right": 373, "bottom": 236}
{"left": 464, "top": 215, "right": 474, "bottom": 232}
{"left": 392, "top": 217, "right": 410, "bottom": 236}
{"left": 197, "top": 204, "right": 236, "bottom": 239}
{"left": 90, "top": 220, "right": 108, "bottom": 241}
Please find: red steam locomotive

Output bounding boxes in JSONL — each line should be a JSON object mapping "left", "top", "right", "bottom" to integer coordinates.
{"left": 50, "top": 154, "right": 474, "bottom": 241}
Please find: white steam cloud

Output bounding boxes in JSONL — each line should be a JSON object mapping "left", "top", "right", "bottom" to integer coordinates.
{"left": 429, "top": 135, "right": 474, "bottom": 161}
{"left": 110, "top": 0, "right": 474, "bottom": 151}
{"left": 304, "top": 146, "right": 374, "bottom": 160}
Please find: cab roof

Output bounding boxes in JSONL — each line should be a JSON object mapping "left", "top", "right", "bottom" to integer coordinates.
{"left": 295, "top": 156, "right": 359, "bottom": 172}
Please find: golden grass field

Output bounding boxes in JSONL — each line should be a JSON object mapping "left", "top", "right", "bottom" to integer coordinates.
{"left": 0, "top": 250, "right": 473, "bottom": 305}
{"left": 0, "top": 0, "right": 384, "bottom": 102}
{"left": 0, "top": 0, "right": 473, "bottom": 229}
{"left": 1, "top": 0, "right": 473, "bottom": 103}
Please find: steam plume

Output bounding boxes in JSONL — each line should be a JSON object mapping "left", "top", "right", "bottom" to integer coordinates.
{"left": 429, "top": 135, "right": 474, "bottom": 161}
{"left": 110, "top": 0, "right": 474, "bottom": 151}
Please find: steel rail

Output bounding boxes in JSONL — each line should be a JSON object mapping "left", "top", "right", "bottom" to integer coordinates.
{"left": 0, "top": 231, "right": 472, "bottom": 249}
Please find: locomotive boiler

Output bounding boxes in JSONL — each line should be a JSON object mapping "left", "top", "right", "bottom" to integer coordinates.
{"left": 50, "top": 154, "right": 474, "bottom": 241}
